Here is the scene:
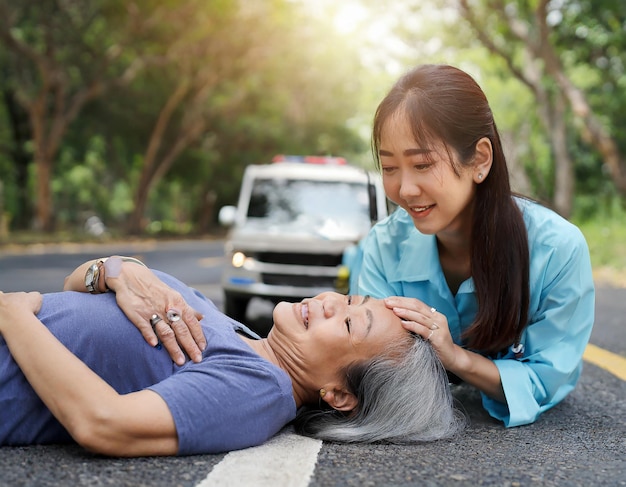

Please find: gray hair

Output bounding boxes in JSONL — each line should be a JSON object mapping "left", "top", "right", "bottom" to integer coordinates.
{"left": 293, "top": 337, "right": 466, "bottom": 443}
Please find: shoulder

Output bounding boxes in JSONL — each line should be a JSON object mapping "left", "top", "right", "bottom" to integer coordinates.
{"left": 517, "top": 198, "right": 587, "bottom": 252}
{"left": 152, "top": 344, "right": 295, "bottom": 454}
{"left": 517, "top": 198, "right": 593, "bottom": 292}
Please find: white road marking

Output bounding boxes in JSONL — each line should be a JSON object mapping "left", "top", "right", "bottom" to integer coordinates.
{"left": 196, "top": 427, "right": 322, "bottom": 487}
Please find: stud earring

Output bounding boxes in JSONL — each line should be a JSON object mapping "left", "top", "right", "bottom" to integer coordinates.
{"left": 478, "top": 173, "right": 483, "bottom": 180}
{"left": 319, "top": 388, "right": 326, "bottom": 398}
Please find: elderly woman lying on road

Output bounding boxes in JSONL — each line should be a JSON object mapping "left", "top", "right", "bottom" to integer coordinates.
{"left": 0, "top": 256, "right": 464, "bottom": 457}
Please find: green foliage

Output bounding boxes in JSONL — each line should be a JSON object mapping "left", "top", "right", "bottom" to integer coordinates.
{"left": 0, "top": 0, "right": 370, "bottom": 235}
{"left": 576, "top": 201, "right": 626, "bottom": 283}
{"left": 385, "top": 0, "right": 625, "bottom": 217}
{"left": 2, "top": 0, "right": 625, "bottom": 238}
{"left": 52, "top": 136, "right": 117, "bottom": 228}
{"left": 551, "top": 0, "right": 626, "bottom": 196}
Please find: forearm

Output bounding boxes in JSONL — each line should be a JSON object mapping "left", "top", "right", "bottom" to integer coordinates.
{"left": 64, "top": 260, "right": 98, "bottom": 292}
{"left": 64, "top": 255, "right": 206, "bottom": 364}
{"left": 0, "top": 305, "right": 178, "bottom": 456}
{"left": 448, "top": 346, "right": 506, "bottom": 402}
{"left": 2, "top": 308, "right": 124, "bottom": 442}
{"left": 63, "top": 256, "right": 147, "bottom": 293}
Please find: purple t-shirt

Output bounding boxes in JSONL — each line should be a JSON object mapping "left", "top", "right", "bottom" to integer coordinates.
{"left": 0, "top": 271, "right": 296, "bottom": 454}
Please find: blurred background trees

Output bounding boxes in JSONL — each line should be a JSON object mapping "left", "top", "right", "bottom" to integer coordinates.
{"left": 0, "top": 0, "right": 624, "bottom": 239}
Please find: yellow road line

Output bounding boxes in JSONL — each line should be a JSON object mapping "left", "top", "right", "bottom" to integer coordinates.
{"left": 583, "top": 343, "right": 626, "bottom": 381}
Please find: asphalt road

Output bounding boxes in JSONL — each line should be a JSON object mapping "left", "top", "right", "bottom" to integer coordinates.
{"left": 0, "top": 238, "right": 624, "bottom": 486}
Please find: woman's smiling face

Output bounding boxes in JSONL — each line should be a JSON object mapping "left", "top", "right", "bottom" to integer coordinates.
{"left": 378, "top": 111, "right": 478, "bottom": 238}
{"left": 269, "top": 292, "right": 411, "bottom": 387}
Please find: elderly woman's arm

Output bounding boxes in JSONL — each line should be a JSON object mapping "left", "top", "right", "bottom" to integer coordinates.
{"left": 0, "top": 291, "right": 178, "bottom": 457}
{"left": 64, "top": 256, "right": 206, "bottom": 365}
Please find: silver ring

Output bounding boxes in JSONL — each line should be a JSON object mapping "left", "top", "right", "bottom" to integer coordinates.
{"left": 150, "top": 314, "right": 163, "bottom": 330}
{"left": 430, "top": 307, "right": 437, "bottom": 314}
{"left": 430, "top": 322, "right": 439, "bottom": 330}
{"left": 427, "top": 330, "right": 434, "bottom": 341}
{"left": 166, "top": 308, "right": 181, "bottom": 324}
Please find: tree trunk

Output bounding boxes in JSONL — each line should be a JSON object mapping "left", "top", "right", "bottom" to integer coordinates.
{"left": 33, "top": 151, "right": 54, "bottom": 231}
{"left": 458, "top": 0, "right": 576, "bottom": 216}
{"left": 0, "top": 2, "right": 150, "bottom": 232}
{"left": 2, "top": 87, "right": 33, "bottom": 229}
{"left": 532, "top": 0, "right": 626, "bottom": 194}
{"left": 550, "top": 93, "right": 574, "bottom": 218}
{"left": 525, "top": 55, "right": 574, "bottom": 217}
{"left": 126, "top": 77, "right": 211, "bottom": 235}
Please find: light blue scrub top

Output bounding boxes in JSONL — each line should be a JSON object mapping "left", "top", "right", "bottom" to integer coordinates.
{"left": 353, "top": 198, "right": 595, "bottom": 427}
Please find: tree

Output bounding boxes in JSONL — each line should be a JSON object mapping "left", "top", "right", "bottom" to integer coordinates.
{"left": 0, "top": 0, "right": 159, "bottom": 230}
{"left": 125, "top": 0, "right": 367, "bottom": 233}
{"left": 370, "top": 0, "right": 625, "bottom": 217}
{"left": 126, "top": 1, "right": 275, "bottom": 233}
{"left": 455, "top": 0, "right": 626, "bottom": 216}
{"left": 0, "top": 83, "right": 32, "bottom": 228}
{"left": 0, "top": 0, "right": 369, "bottom": 235}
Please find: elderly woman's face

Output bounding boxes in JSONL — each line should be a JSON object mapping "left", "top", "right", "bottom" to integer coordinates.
{"left": 270, "top": 292, "right": 409, "bottom": 385}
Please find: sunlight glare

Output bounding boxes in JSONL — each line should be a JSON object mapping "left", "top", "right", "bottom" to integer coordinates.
{"left": 333, "top": 2, "right": 368, "bottom": 34}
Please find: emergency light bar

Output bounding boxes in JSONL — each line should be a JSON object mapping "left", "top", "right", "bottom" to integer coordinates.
{"left": 272, "top": 155, "right": 347, "bottom": 165}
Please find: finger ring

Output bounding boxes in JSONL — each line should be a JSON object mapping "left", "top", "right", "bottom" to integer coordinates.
{"left": 430, "top": 307, "right": 437, "bottom": 314}
{"left": 430, "top": 322, "right": 439, "bottom": 330}
{"left": 166, "top": 308, "right": 182, "bottom": 323}
{"left": 427, "top": 330, "right": 434, "bottom": 341}
{"left": 150, "top": 314, "right": 163, "bottom": 330}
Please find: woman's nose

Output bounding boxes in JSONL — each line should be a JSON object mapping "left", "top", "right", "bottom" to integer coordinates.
{"left": 398, "top": 176, "right": 422, "bottom": 201}
{"left": 322, "top": 294, "right": 345, "bottom": 318}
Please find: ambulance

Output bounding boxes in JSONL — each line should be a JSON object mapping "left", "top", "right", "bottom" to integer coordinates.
{"left": 218, "top": 155, "right": 389, "bottom": 329}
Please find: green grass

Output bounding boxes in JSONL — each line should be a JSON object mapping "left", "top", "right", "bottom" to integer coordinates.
{"left": 577, "top": 216, "right": 626, "bottom": 287}
{"left": 0, "top": 227, "right": 225, "bottom": 252}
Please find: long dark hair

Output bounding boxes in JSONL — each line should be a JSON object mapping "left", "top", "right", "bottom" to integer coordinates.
{"left": 372, "top": 64, "right": 529, "bottom": 354}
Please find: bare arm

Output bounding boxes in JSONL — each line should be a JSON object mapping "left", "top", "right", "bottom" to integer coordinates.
{"left": 63, "top": 256, "right": 206, "bottom": 365}
{"left": 0, "top": 291, "right": 178, "bottom": 457}
{"left": 442, "top": 345, "right": 505, "bottom": 402}
{"left": 64, "top": 259, "right": 104, "bottom": 292}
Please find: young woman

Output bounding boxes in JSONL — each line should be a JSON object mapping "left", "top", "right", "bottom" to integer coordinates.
{"left": 0, "top": 257, "right": 463, "bottom": 457}
{"left": 354, "top": 64, "right": 595, "bottom": 427}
